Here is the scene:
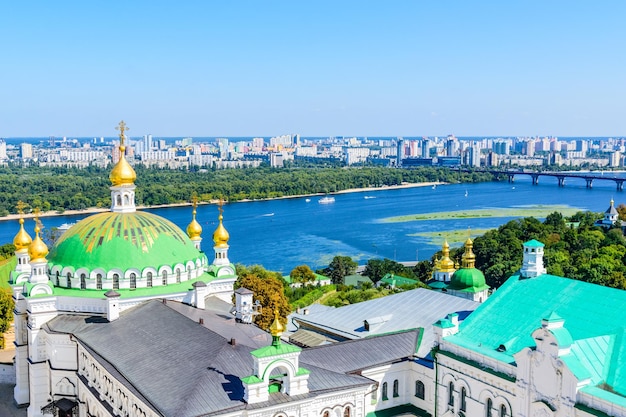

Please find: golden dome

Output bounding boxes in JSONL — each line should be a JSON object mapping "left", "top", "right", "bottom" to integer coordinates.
{"left": 212, "top": 208, "right": 230, "bottom": 247}
{"left": 109, "top": 145, "right": 137, "bottom": 186}
{"left": 187, "top": 204, "right": 203, "bottom": 239}
{"left": 461, "top": 237, "right": 476, "bottom": 268}
{"left": 438, "top": 240, "right": 455, "bottom": 272}
{"left": 29, "top": 223, "right": 49, "bottom": 262}
{"left": 13, "top": 218, "right": 32, "bottom": 251}
{"left": 269, "top": 309, "right": 284, "bottom": 337}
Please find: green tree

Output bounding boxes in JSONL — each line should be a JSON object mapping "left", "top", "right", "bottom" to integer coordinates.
{"left": 289, "top": 265, "right": 316, "bottom": 286}
{"left": 324, "top": 256, "right": 358, "bottom": 285}
{"left": 0, "top": 289, "right": 14, "bottom": 349}
{"left": 235, "top": 265, "right": 290, "bottom": 330}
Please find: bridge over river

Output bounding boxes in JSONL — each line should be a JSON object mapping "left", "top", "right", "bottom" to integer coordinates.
{"left": 466, "top": 169, "right": 626, "bottom": 190}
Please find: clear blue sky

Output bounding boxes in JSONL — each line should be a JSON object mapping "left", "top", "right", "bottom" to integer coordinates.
{"left": 1, "top": 1, "right": 625, "bottom": 137}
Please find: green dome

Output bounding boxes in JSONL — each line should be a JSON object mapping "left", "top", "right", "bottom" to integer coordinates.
{"left": 449, "top": 268, "right": 489, "bottom": 293}
{"left": 48, "top": 211, "right": 204, "bottom": 272}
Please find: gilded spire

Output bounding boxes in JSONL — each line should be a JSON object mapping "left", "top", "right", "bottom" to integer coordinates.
{"left": 186, "top": 196, "right": 203, "bottom": 239}
{"left": 13, "top": 201, "right": 32, "bottom": 251}
{"left": 212, "top": 199, "right": 230, "bottom": 247}
{"left": 110, "top": 120, "right": 137, "bottom": 186}
{"left": 28, "top": 210, "right": 48, "bottom": 262}
{"left": 461, "top": 233, "right": 476, "bottom": 269}
{"left": 269, "top": 308, "right": 284, "bottom": 346}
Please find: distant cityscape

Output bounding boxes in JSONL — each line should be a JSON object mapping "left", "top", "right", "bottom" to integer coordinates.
{"left": 1, "top": 134, "right": 625, "bottom": 170}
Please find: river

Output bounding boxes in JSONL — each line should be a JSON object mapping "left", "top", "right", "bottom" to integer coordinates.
{"left": 1, "top": 175, "right": 622, "bottom": 274}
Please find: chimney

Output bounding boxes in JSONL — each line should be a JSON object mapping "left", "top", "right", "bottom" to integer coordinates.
{"left": 199, "top": 318, "right": 204, "bottom": 325}
{"left": 230, "top": 338, "right": 236, "bottom": 346}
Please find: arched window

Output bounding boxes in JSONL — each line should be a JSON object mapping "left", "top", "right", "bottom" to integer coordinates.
{"left": 460, "top": 387, "right": 467, "bottom": 411}
{"left": 176, "top": 269, "right": 181, "bottom": 283}
{"left": 96, "top": 274, "right": 102, "bottom": 290}
{"left": 162, "top": 271, "right": 168, "bottom": 285}
{"left": 382, "top": 382, "right": 388, "bottom": 401}
{"left": 113, "top": 274, "right": 119, "bottom": 290}
{"left": 486, "top": 398, "right": 493, "bottom": 417}
{"left": 66, "top": 273, "right": 72, "bottom": 288}
{"left": 500, "top": 404, "right": 507, "bottom": 417}
{"left": 393, "top": 379, "right": 399, "bottom": 397}
{"left": 80, "top": 273, "right": 86, "bottom": 290}
{"left": 415, "top": 380, "right": 425, "bottom": 399}
{"left": 343, "top": 407, "right": 351, "bottom": 417}
{"left": 187, "top": 265, "right": 192, "bottom": 279}
{"left": 147, "top": 272, "right": 153, "bottom": 288}
{"left": 116, "top": 195, "right": 122, "bottom": 205}
{"left": 323, "top": 412, "right": 329, "bottom": 417}
{"left": 448, "top": 382, "right": 454, "bottom": 406}
{"left": 55, "top": 271, "right": 60, "bottom": 286}
{"left": 130, "top": 273, "right": 136, "bottom": 289}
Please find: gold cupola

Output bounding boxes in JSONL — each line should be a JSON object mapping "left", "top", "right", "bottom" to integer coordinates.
{"left": 269, "top": 308, "right": 284, "bottom": 347}
{"left": 13, "top": 218, "right": 32, "bottom": 252}
{"left": 438, "top": 240, "right": 455, "bottom": 272}
{"left": 212, "top": 201, "right": 230, "bottom": 247}
{"left": 461, "top": 236, "right": 476, "bottom": 269}
{"left": 109, "top": 120, "right": 137, "bottom": 186}
{"left": 29, "top": 218, "right": 49, "bottom": 262}
{"left": 187, "top": 198, "right": 203, "bottom": 239}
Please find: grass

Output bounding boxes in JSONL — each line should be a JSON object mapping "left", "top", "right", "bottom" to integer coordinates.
{"left": 409, "top": 229, "right": 495, "bottom": 246}
{"left": 0, "top": 256, "right": 16, "bottom": 290}
{"left": 383, "top": 205, "right": 582, "bottom": 223}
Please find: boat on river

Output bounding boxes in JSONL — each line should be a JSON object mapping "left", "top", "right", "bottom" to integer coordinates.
{"left": 318, "top": 196, "right": 335, "bottom": 204}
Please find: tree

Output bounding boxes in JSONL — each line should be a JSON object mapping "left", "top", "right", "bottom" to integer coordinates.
{"left": 289, "top": 265, "right": 316, "bottom": 286}
{"left": 0, "top": 289, "right": 14, "bottom": 349}
{"left": 324, "top": 256, "right": 358, "bottom": 285}
{"left": 235, "top": 265, "right": 290, "bottom": 330}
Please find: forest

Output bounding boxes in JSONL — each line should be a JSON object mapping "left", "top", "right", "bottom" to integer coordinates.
{"left": 0, "top": 164, "right": 495, "bottom": 215}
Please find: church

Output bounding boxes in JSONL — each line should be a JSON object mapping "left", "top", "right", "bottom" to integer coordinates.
{"left": 8, "top": 122, "right": 626, "bottom": 417}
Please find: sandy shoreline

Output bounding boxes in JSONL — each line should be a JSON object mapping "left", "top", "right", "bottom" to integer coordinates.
{"left": 0, "top": 181, "right": 444, "bottom": 223}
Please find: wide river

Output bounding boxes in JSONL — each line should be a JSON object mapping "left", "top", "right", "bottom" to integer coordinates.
{"left": 1, "top": 175, "right": 623, "bottom": 274}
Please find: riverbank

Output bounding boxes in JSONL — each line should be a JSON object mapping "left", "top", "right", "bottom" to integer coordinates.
{"left": 0, "top": 181, "right": 444, "bottom": 223}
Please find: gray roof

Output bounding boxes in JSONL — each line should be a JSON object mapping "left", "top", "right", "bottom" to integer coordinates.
{"left": 292, "top": 288, "right": 479, "bottom": 357}
{"left": 45, "top": 300, "right": 379, "bottom": 417}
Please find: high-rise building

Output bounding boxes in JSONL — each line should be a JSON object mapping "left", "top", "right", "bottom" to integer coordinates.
{"left": 0, "top": 139, "right": 7, "bottom": 160}
{"left": 20, "top": 143, "right": 33, "bottom": 159}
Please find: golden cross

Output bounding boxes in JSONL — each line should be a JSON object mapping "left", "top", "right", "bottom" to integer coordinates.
{"left": 217, "top": 198, "right": 226, "bottom": 216}
{"left": 191, "top": 194, "right": 198, "bottom": 208}
{"left": 16, "top": 200, "right": 28, "bottom": 215}
{"left": 115, "top": 120, "right": 129, "bottom": 146}
{"left": 32, "top": 207, "right": 43, "bottom": 230}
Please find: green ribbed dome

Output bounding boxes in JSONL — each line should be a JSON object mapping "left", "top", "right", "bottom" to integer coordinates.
{"left": 48, "top": 211, "right": 204, "bottom": 272}
{"left": 449, "top": 268, "right": 488, "bottom": 293}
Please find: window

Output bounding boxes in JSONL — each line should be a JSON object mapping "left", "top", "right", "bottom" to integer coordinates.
{"left": 80, "top": 273, "right": 86, "bottom": 290}
{"left": 113, "top": 274, "right": 119, "bottom": 290}
{"left": 130, "top": 273, "right": 136, "bottom": 289}
{"left": 162, "top": 271, "right": 168, "bottom": 286}
{"left": 415, "top": 380, "right": 425, "bottom": 399}
{"left": 176, "top": 269, "right": 181, "bottom": 283}
{"left": 55, "top": 271, "right": 60, "bottom": 286}
{"left": 344, "top": 407, "right": 351, "bottom": 417}
{"left": 382, "top": 382, "right": 388, "bottom": 401}
{"left": 96, "top": 274, "right": 102, "bottom": 290}
{"left": 66, "top": 273, "right": 72, "bottom": 288}
{"left": 393, "top": 379, "right": 399, "bottom": 398}
{"left": 460, "top": 387, "right": 467, "bottom": 411}
{"left": 147, "top": 272, "right": 153, "bottom": 288}
{"left": 500, "top": 404, "right": 507, "bottom": 417}
{"left": 486, "top": 398, "right": 493, "bottom": 417}
{"left": 448, "top": 382, "right": 454, "bottom": 406}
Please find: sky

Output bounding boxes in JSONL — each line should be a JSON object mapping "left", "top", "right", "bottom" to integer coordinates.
{"left": 1, "top": 1, "right": 625, "bottom": 138}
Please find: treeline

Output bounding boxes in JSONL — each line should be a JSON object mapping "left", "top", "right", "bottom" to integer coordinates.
{"left": 0, "top": 164, "right": 494, "bottom": 215}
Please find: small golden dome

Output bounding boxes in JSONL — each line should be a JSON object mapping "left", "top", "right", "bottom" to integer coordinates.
{"left": 13, "top": 218, "right": 32, "bottom": 251}
{"left": 269, "top": 310, "right": 284, "bottom": 337}
{"left": 29, "top": 223, "right": 49, "bottom": 262}
{"left": 213, "top": 213, "right": 230, "bottom": 247}
{"left": 109, "top": 145, "right": 137, "bottom": 186}
{"left": 187, "top": 205, "right": 203, "bottom": 239}
{"left": 438, "top": 240, "right": 455, "bottom": 272}
{"left": 461, "top": 237, "right": 476, "bottom": 268}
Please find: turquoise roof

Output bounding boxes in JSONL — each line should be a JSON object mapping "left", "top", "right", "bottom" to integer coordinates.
{"left": 251, "top": 342, "right": 302, "bottom": 358}
{"left": 48, "top": 211, "right": 205, "bottom": 273}
{"left": 446, "top": 273, "right": 626, "bottom": 397}
{"left": 524, "top": 239, "right": 545, "bottom": 248}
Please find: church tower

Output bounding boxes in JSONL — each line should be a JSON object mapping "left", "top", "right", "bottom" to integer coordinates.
{"left": 212, "top": 200, "right": 232, "bottom": 270}
{"left": 186, "top": 197, "right": 203, "bottom": 250}
{"left": 109, "top": 120, "right": 137, "bottom": 213}
{"left": 520, "top": 239, "right": 547, "bottom": 278}
{"left": 11, "top": 202, "right": 32, "bottom": 282}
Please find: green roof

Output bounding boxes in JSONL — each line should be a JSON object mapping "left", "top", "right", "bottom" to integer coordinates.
{"left": 380, "top": 273, "right": 418, "bottom": 286}
{"left": 448, "top": 268, "right": 488, "bottom": 292}
{"left": 524, "top": 239, "right": 545, "bottom": 248}
{"left": 365, "top": 404, "right": 431, "bottom": 417}
{"left": 446, "top": 273, "right": 626, "bottom": 397}
{"left": 251, "top": 342, "right": 302, "bottom": 358}
{"left": 48, "top": 211, "right": 205, "bottom": 272}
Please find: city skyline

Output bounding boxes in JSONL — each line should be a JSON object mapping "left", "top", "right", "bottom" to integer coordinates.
{"left": 1, "top": 1, "right": 625, "bottom": 137}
